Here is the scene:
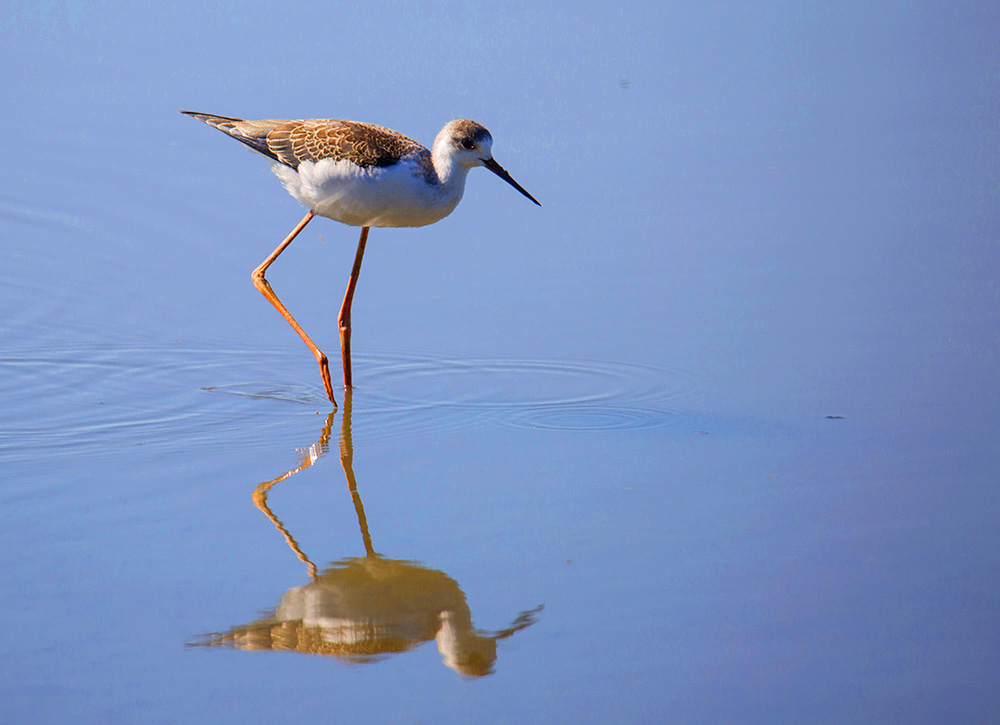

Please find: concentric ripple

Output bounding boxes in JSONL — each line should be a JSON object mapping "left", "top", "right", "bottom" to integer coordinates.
{"left": 195, "top": 351, "right": 701, "bottom": 436}
{"left": 505, "top": 404, "right": 682, "bottom": 431}
{"left": 0, "top": 343, "right": 314, "bottom": 461}
{"left": 354, "top": 352, "right": 700, "bottom": 434}
{"left": 1, "top": 343, "right": 702, "bottom": 461}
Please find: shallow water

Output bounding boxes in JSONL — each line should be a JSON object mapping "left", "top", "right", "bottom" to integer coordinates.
{"left": 3, "top": 2, "right": 999, "bottom": 722}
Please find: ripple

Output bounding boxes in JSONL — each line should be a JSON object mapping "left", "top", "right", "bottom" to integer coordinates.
{"left": 506, "top": 404, "right": 684, "bottom": 431}
{"left": 365, "top": 354, "right": 693, "bottom": 404}
{"left": 0, "top": 343, "right": 310, "bottom": 460}
{"left": 202, "top": 382, "right": 322, "bottom": 405}
{"left": 352, "top": 352, "right": 699, "bottom": 435}
{"left": 0, "top": 343, "right": 702, "bottom": 458}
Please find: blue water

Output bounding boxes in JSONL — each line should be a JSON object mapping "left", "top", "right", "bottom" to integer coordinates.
{"left": 2, "top": 2, "right": 999, "bottom": 722}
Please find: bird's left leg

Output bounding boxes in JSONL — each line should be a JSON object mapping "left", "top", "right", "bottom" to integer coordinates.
{"left": 251, "top": 210, "right": 338, "bottom": 407}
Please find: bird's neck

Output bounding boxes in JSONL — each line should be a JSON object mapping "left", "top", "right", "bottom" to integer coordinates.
{"left": 430, "top": 145, "right": 472, "bottom": 198}
{"left": 433, "top": 155, "right": 471, "bottom": 188}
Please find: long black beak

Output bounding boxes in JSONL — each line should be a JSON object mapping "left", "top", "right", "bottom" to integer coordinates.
{"left": 483, "top": 157, "right": 541, "bottom": 206}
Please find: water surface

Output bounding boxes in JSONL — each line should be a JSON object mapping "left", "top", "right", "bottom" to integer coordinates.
{"left": 2, "top": 2, "right": 999, "bottom": 722}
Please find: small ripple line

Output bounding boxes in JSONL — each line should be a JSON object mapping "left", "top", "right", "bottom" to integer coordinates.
{"left": 0, "top": 343, "right": 702, "bottom": 455}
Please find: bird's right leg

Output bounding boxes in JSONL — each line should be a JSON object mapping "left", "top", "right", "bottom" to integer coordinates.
{"left": 338, "top": 226, "right": 370, "bottom": 389}
{"left": 251, "top": 209, "right": 337, "bottom": 408}
{"left": 337, "top": 388, "right": 375, "bottom": 556}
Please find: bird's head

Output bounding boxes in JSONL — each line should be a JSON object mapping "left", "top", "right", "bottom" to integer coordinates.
{"left": 435, "top": 119, "right": 540, "bottom": 206}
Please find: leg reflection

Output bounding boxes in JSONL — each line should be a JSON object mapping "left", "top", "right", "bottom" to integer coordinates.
{"left": 196, "top": 395, "right": 542, "bottom": 675}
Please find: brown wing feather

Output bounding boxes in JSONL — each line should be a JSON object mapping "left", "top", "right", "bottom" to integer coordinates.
{"left": 182, "top": 111, "right": 427, "bottom": 170}
{"left": 265, "top": 120, "right": 426, "bottom": 169}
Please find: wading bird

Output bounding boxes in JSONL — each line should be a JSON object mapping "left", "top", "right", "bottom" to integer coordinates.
{"left": 182, "top": 111, "right": 540, "bottom": 408}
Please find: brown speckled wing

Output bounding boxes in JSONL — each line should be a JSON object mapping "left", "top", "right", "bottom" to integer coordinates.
{"left": 265, "top": 120, "right": 426, "bottom": 169}
{"left": 182, "top": 112, "right": 427, "bottom": 170}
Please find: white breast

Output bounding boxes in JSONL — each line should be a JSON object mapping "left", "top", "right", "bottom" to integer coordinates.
{"left": 271, "top": 157, "right": 466, "bottom": 228}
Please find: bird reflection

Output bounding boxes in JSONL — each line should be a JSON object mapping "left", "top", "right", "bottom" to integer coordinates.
{"left": 190, "top": 390, "right": 542, "bottom": 676}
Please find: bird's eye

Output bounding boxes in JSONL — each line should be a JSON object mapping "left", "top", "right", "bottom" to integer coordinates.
{"left": 461, "top": 138, "right": 476, "bottom": 150}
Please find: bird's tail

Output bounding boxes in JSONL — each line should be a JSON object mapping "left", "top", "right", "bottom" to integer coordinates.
{"left": 180, "top": 110, "right": 282, "bottom": 161}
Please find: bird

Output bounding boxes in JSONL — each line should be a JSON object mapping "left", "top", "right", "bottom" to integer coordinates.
{"left": 181, "top": 111, "right": 540, "bottom": 408}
